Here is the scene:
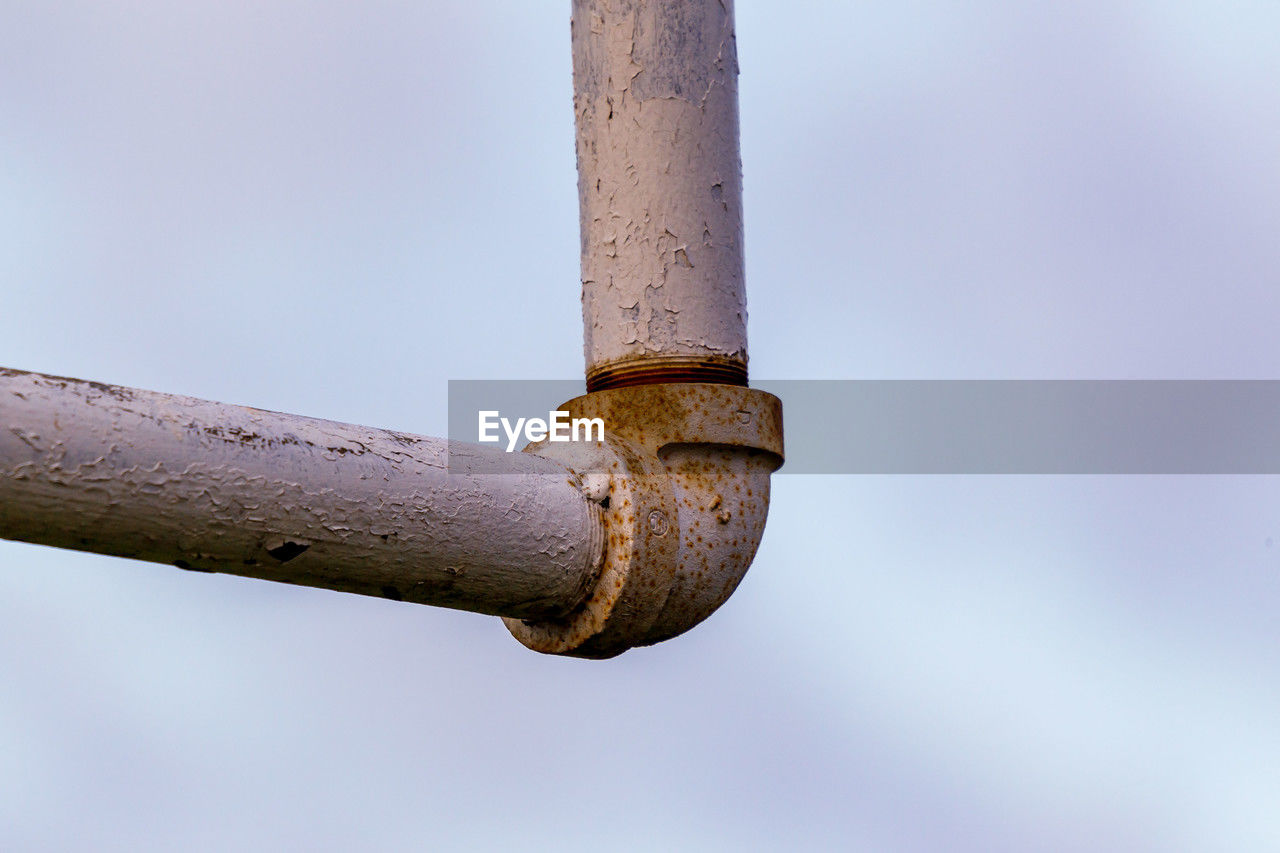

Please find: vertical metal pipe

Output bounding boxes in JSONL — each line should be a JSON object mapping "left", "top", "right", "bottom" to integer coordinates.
{"left": 573, "top": 0, "right": 749, "bottom": 391}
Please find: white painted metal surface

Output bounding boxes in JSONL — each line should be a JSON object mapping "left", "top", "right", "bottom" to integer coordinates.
{"left": 574, "top": 0, "right": 748, "bottom": 387}
{"left": 0, "top": 369, "right": 604, "bottom": 618}
{"left": 0, "top": 0, "right": 778, "bottom": 655}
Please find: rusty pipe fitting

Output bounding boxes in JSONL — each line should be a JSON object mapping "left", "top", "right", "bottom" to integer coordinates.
{"left": 505, "top": 383, "right": 783, "bottom": 658}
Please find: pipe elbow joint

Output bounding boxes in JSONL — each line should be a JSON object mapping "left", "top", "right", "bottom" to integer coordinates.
{"left": 504, "top": 384, "right": 783, "bottom": 658}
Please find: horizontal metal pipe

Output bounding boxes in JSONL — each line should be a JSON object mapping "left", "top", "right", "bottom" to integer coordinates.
{"left": 0, "top": 368, "right": 604, "bottom": 618}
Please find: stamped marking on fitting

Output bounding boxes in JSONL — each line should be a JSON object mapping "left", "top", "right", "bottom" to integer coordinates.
{"left": 647, "top": 510, "right": 670, "bottom": 537}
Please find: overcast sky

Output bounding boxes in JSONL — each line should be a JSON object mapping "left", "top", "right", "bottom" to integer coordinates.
{"left": 3, "top": 2, "right": 1280, "bottom": 850}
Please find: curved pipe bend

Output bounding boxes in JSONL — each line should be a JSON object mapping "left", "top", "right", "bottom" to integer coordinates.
{"left": 505, "top": 384, "right": 784, "bottom": 658}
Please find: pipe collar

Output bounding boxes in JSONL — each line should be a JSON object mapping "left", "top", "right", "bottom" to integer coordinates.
{"left": 505, "top": 384, "right": 783, "bottom": 658}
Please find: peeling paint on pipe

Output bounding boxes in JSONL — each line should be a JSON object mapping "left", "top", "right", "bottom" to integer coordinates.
{"left": 0, "top": 368, "right": 604, "bottom": 618}
{"left": 574, "top": 0, "right": 749, "bottom": 389}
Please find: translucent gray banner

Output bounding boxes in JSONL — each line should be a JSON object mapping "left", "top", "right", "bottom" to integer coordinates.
{"left": 448, "top": 380, "right": 1280, "bottom": 474}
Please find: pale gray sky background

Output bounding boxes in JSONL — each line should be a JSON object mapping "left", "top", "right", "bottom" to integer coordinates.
{"left": 3, "top": 2, "right": 1280, "bottom": 850}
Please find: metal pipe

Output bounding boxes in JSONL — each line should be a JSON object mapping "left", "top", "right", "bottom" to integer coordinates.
{"left": 508, "top": 382, "right": 783, "bottom": 658}
{"left": 0, "top": 368, "right": 604, "bottom": 619}
{"left": 0, "top": 1, "right": 775, "bottom": 658}
{"left": 574, "top": 0, "right": 749, "bottom": 391}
